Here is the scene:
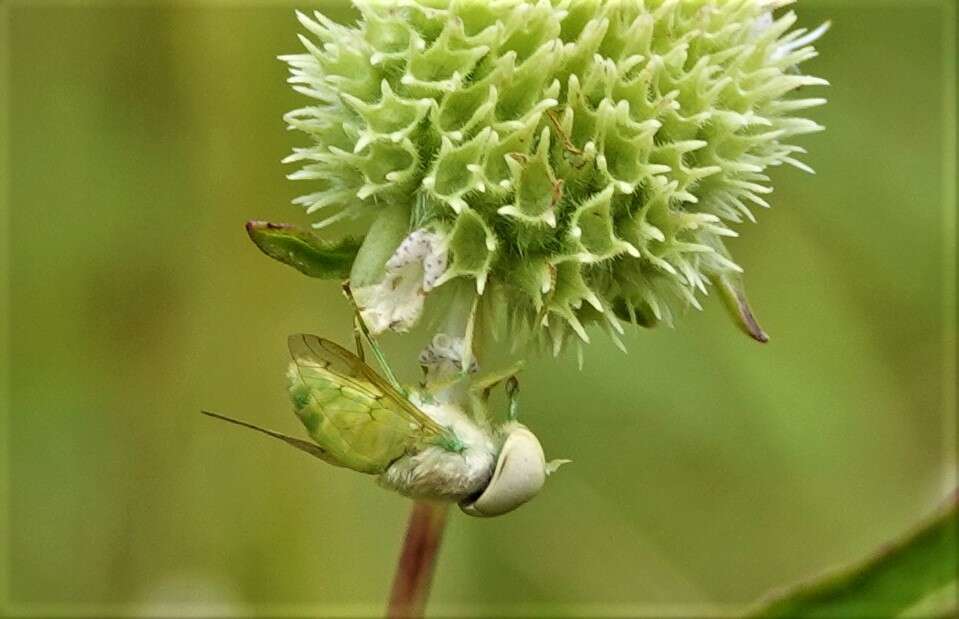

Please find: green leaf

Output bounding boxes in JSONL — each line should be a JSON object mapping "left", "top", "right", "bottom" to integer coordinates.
{"left": 899, "top": 581, "right": 958, "bottom": 618}
{"left": 245, "top": 221, "right": 361, "bottom": 279}
{"left": 747, "top": 492, "right": 958, "bottom": 618}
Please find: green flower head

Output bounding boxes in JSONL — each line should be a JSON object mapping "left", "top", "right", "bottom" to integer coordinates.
{"left": 273, "top": 0, "right": 827, "bottom": 351}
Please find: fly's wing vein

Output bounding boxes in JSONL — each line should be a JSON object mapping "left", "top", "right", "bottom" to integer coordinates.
{"left": 289, "top": 333, "right": 373, "bottom": 395}
{"left": 286, "top": 334, "right": 447, "bottom": 474}
{"left": 288, "top": 334, "right": 445, "bottom": 436}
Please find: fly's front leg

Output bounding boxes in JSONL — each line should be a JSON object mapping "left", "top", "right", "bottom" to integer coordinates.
{"left": 468, "top": 361, "right": 524, "bottom": 406}
{"left": 505, "top": 376, "right": 520, "bottom": 421}
{"left": 342, "top": 281, "right": 367, "bottom": 361}
{"left": 351, "top": 316, "right": 366, "bottom": 362}
{"left": 342, "top": 281, "right": 403, "bottom": 391}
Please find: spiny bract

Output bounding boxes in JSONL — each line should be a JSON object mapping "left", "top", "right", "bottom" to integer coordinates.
{"left": 281, "top": 0, "right": 826, "bottom": 351}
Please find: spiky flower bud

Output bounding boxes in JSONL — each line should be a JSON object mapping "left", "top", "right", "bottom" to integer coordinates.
{"left": 279, "top": 0, "right": 826, "bottom": 350}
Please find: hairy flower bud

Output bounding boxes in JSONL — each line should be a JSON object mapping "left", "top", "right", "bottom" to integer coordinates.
{"left": 281, "top": 0, "right": 827, "bottom": 349}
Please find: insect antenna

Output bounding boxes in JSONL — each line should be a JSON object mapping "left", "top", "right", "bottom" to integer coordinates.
{"left": 200, "top": 410, "right": 330, "bottom": 460}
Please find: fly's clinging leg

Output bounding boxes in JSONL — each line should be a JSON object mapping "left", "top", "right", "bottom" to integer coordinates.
{"left": 468, "top": 361, "right": 524, "bottom": 404}
{"left": 351, "top": 316, "right": 366, "bottom": 363}
{"left": 342, "top": 281, "right": 404, "bottom": 391}
{"left": 506, "top": 376, "right": 520, "bottom": 421}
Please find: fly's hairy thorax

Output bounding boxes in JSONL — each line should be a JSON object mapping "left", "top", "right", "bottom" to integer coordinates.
{"left": 377, "top": 394, "right": 498, "bottom": 500}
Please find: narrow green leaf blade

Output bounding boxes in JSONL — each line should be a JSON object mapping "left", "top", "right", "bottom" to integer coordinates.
{"left": 246, "top": 221, "right": 361, "bottom": 279}
{"left": 748, "top": 492, "right": 958, "bottom": 618}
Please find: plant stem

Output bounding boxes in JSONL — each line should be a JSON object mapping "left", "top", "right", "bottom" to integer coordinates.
{"left": 386, "top": 500, "right": 450, "bottom": 618}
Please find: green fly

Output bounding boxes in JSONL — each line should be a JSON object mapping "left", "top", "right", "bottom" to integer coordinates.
{"left": 203, "top": 332, "right": 566, "bottom": 517}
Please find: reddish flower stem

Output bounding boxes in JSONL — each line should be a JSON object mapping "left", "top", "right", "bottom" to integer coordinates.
{"left": 386, "top": 500, "right": 450, "bottom": 618}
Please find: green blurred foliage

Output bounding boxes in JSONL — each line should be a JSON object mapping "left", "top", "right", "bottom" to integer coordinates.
{"left": 2, "top": 1, "right": 954, "bottom": 616}
{"left": 750, "top": 495, "right": 957, "bottom": 618}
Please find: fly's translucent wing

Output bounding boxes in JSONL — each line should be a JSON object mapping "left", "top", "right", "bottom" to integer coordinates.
{"left": 289, "top": 334, "right": 446, "bottom": 434}
{"left": 287, "top": 334, "right": 446, "bottom": 474}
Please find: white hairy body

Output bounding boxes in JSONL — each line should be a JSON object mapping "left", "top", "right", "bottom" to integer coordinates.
{"left": 378, "top": 395, "right": 498, "bottom": 500}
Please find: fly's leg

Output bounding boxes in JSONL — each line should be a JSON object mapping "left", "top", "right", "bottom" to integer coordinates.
{"left": 468, "top": 363, "right": 523, "bottom": 420}
{"left": 469, "top": 361, "right": 524, "bottom": 406}
{"left": 342, "top": 281, "right": 404, "bottom": 391}
{"left": 342, "top": 281, "right": 369, "bottom": 362}
{"left": 351, "top": 316, "right": 366, "bottom": 363}
{"left": 505, "top": 376, "right": 520, "bottom": 421}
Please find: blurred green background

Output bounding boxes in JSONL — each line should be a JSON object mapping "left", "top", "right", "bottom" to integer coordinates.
{"left": 2, "top": 1, "right": 955, "bottom": 616}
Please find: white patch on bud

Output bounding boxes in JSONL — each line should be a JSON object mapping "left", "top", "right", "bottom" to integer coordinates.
{"left": 352, "top": 229, "right": 448, "bottom": 334}
{"left": 418, "top": 333, "right": 478, "bottom": 404}
{"left": 419, "top": 334, "right": 478, "bottom": 377}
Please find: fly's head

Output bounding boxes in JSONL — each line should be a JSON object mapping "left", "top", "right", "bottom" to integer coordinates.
{"left": 459, "top": 421, "right": 569, "bottom": 518}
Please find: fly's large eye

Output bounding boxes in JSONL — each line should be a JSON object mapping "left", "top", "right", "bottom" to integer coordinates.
{"left": 459, "top": 426, "right": 546, "bottom": 517}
